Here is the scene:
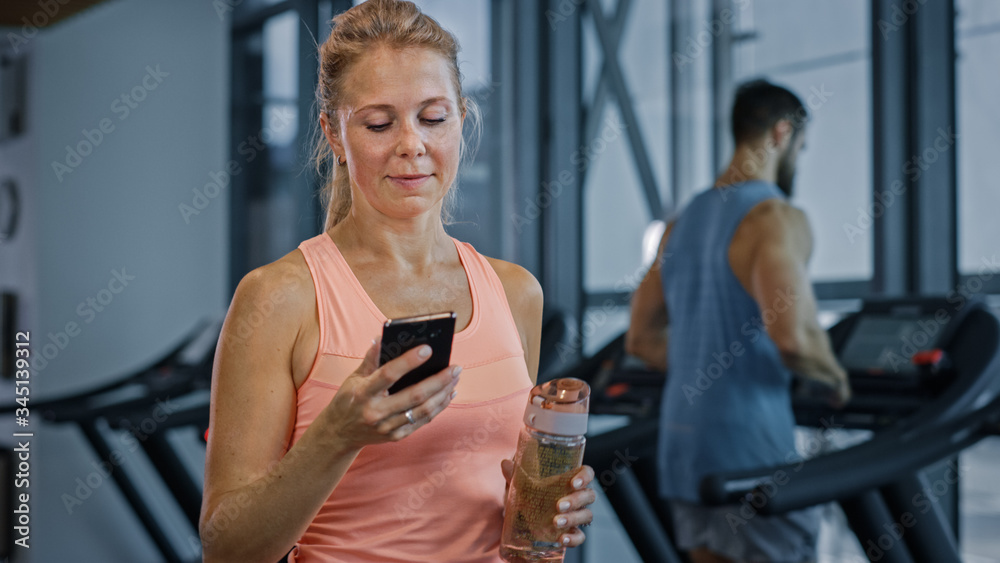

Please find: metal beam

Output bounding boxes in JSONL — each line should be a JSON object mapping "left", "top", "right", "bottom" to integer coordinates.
{"left": 711, "top": 0, "right": 734, "bottom": 176}
{"left": 872, "top": 0, "right": 913, "bottom": 296}
{"left": 232, "top": 1, "right": 295, "bottom": 36}
{"left": 228, "top": 24, "right": 263, "bottom": 295}
{"left": 493, "top": 0, "right": 543, "bottom": 273}
{"left": 911, "top": 0, "right": 957, "bottom": 294}
{"left": 541, "top": 0, "right": 584, "bottom": 364}
{"left": 586, "top": 0, "right": 663, "bottom": 218}
{"left": 669, "top": 0, "right": 699, "bottom": 210}
{"left": 581, "top": 0, "right": 631, "bottom": 155}
{"left": 295, "top": 0, "right": 322, "bottom": 236}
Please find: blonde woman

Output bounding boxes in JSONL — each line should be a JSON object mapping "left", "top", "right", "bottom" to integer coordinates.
{"left": 200, "top": 1, "right": 596, "bottom": 561}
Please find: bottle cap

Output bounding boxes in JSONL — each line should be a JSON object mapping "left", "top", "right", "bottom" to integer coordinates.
{"left": 523, "top": 378, "right": 590, "bottom": 436}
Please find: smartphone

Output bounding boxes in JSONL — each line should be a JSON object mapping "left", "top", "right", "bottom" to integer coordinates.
{"left": 380, "top": 311, "right": 457, "bottom": 394}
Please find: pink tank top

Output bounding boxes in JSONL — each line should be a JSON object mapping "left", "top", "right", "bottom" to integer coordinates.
{"left": 286, "top": 233, "right": 533, "bottom": 563}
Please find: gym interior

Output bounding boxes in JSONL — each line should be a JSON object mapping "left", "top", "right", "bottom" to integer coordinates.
{"left": 0, "top": 0, "right": 998, "bottom": 561}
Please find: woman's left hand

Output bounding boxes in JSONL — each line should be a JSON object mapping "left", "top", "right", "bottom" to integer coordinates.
{"left": 552, "top": 465, "right": 596, "bottom": 547}
{"left": 500, "top": 461, "right": 597, "bottom": 548}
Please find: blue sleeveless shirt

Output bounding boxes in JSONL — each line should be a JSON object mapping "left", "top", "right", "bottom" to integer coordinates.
{"left": 657, "top": 181, "right": 797, "bottom": 502}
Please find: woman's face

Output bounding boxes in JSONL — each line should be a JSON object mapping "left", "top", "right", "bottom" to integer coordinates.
{"left": 326, "top": 46, "right": 464, "bottom": 222}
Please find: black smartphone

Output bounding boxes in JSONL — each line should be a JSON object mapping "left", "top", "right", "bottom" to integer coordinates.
{"left": 380, "top": 311, "right": 457, "bottom": 394}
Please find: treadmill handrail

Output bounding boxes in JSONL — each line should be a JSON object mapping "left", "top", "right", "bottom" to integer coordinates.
{"left": 0, "top": 319, "right": 215, "bottom": 415}
{"left": 700, "top": 392, "right": 1000, "bottom": 514}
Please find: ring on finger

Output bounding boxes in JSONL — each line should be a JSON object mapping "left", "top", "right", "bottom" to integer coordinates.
{"left": 404, "top": 408, "right": 416, "bottom": 425}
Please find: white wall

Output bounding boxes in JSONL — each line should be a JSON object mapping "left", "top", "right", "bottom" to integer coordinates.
{"left": 0, "top": 109, "right": 39, "bottom": 356}
{"left": 0, "top": 0, "right": 228, "bottom": 560}
{"left": 32, "top": 0, "right": 229, "bottom": 397}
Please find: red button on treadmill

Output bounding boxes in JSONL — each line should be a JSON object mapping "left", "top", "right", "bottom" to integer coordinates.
{"left": 605, "top": 383, "right": 630, "bottom": 398}
{"left": 912, "top": 349, "right": 944, "bottom": 365}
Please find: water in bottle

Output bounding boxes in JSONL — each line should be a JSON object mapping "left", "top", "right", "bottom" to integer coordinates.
{"left": 500, "top": 378, "right": 590, "bottom": 562}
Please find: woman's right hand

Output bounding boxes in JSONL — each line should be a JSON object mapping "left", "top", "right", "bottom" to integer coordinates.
{"left": 320, "top": 341, "right": 461, "bottom": 453}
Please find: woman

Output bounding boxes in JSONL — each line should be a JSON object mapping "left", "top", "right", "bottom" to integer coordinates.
{"left": 199, "top": 1, "right": 596, "bottom": 561}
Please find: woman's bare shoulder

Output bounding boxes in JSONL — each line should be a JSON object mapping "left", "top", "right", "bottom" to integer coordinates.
{"left": 229, "top": 250, "right": 315, "bottom": 330}
{"left": 483, "top": 257, "right": 543, "bottom": 318}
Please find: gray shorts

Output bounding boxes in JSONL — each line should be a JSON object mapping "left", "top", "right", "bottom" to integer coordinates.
{"left": 668, "top": 499, "right": 821, "bottom": 562}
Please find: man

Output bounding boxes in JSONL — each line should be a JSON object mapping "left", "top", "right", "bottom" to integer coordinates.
{"left": 625, "top": 79, "right": 851, "bottom": 563}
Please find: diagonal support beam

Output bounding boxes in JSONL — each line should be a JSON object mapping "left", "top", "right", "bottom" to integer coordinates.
{"left": 585, "top": 0, "right": 663, "bottom": 219}
{"left": 583, "top": 0, "right": 631, "bottom": 149}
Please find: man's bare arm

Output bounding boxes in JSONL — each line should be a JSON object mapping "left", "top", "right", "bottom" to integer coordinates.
{"left": 738, "top": 202, "right": 850, "bottom": 404}
{"left": 625, "top": 224, "right": 673, "bottom": 372}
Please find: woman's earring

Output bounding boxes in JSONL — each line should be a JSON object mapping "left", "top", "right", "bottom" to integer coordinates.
{"left": 337, "top": 155, "right": 346, "bottom": 166}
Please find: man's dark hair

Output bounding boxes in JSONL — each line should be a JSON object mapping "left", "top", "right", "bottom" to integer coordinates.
{"left": 731, "top": 79, "right": 807, "bottom": 145}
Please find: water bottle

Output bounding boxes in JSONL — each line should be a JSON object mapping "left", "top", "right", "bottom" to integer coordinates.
{"left": 500, "top": 378, "right": 590, "bottom": 562}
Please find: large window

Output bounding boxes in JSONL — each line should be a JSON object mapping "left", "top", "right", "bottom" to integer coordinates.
{"left": 578, "top": 0, "right": 873, "bottom": 353}
{"left": 254, "top": 11, "right": 302, "bottom": 267}
{"left": 583, "top": 0, "right": 670, "bottom": 296}
{"left": 581, "top": 0, "right": 671, "bottom": 353}
{"left": 350, "top": 0, "right": 490, "bottom": 91}
{"left": 732, "top": 0, "right": 872, "bottom": 284}
{"left": 957, "top": 0, "right": 1000, "bottom": 280}
{"left": 229, "top": 7, "right": 315, "bottom": 286}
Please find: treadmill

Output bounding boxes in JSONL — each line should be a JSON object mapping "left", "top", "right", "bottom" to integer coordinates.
{"left": 568, "top": 296, "right": 999, "bottom": 562}
{"left": 700, "top": 297, "right": 1000, "bottom": 563}
{"left": 0, "top": 320, "right": 218, "bottom": 563}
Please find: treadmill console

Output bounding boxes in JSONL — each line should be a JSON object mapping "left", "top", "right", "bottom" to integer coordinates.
{"left": 839, "top": 314, "right": 946, "bottom": 377}
{"left": 794, "top": 297, "right": 982, "bottom": 429}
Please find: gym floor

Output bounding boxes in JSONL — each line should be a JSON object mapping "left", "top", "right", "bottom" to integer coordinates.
{"left": 581, "top": 433, "right": 1000, "bottom": 563}
{"left": 961, "top": 437, "right": 1000, "bottom": 563}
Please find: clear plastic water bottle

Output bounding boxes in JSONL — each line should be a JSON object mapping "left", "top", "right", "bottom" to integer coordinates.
{"left": 500, "top": 378, "right": 590, "bottom": 562}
